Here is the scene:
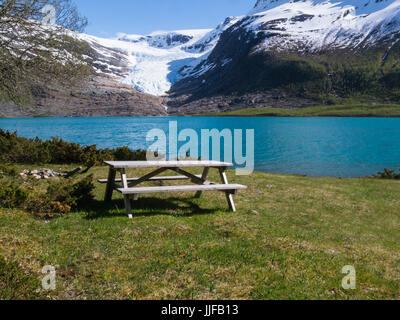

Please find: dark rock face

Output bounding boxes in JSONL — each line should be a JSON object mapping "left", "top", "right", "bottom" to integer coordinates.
{"left": 290, "top": 14, "right": 314, "bottom": 23}
{"left": 164, "top": 92, "right": 314, "bottom": 115}
{"left": 118, "top": 33, "right": 193, "bottom": 48}
{"left": 150, "top": 34, "right": 193, "bottom": 48}
{"left": 86, "top": 41, "right": 132, "bottom": 77}
{"left": 167, "top": 18, "right": 268, "bottom": 112}
{"left": 171, "top": 22, "right": 262, "bottom": 96}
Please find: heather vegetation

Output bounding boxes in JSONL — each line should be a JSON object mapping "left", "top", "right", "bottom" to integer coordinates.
{"left": 202, "top": 44, "right": 400, "bottom": 110}
{"left": 0, "top": 129, "right": 147, "bottom": 219}
{"left": 0, "top": 127, "right": 150, "bottom": 222}
{"left": 0, "top": 129, "right": 147, "bottom": 167}
{"left": 0, "top": 163, "right": 95, "bottom": 217}
{"left": 373, "top": 168, "right": 400, "bottom": 180}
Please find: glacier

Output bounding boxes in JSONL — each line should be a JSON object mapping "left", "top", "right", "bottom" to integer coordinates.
{"left": 78, "top": 17, "right": 238, "bottom": 96}
{"left": 78, "top": 0, "right": 400, "bottom": 96}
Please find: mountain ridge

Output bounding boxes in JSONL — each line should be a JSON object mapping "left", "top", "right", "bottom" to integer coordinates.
{"left": 2, "top": 0, "right": 400, "bottom": 117}
{"left": 82, "top": 0, "right": 400, "bottom": 97}
{"left": 165, "top": 0, "right": 400, "bottom": 113}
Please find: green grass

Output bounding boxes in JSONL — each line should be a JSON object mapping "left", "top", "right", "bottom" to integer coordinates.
{"left": 1, "top": 165, "right": 400, "bottom": 299}
{"left": 197, "top": 104, "right": 400, "bottom": 117}
{"left": 0, "top": 256, "right": 44, "bottom": 300}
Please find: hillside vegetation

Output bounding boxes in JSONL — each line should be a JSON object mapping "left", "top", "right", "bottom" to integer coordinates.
{"left": 198, "top": 103, "right": 400, "bottom": 117}
{"left": 169, "top": 32, "right": 400, "bottom": 114}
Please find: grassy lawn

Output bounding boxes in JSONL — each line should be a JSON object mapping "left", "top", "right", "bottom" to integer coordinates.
{"left": 1, "top": 165, "right": 400, "bottom": 300}
{"left": 197, "top": 104, "right": 400, "bottom": 117}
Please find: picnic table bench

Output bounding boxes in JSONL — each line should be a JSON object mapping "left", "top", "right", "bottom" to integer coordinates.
{"left": 98, "top": 161, "right": 247, "bottom": 219}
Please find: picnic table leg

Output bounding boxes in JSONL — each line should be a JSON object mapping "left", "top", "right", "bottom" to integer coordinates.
{"left": 124, "top": 195, "right": 133, "bottom": 219}
{"left": 105, "top": 167, "right": 116, "bottom": 202}
{"left": 195, "top": 167, "right": 210, "bottom": 198}
{"left": 120, "top": 168, "right": 133, "bottom": 219}
{"left": 219, "top": 167, "right": 236, "bottom": 212}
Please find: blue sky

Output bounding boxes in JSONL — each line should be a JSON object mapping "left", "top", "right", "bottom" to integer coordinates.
{"left": 74, "top": 0, "right": 253, "bottom": 37}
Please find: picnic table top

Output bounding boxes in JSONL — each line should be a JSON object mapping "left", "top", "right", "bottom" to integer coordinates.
{"left": 104, "top": 160, "right": 233, "bottom": 169}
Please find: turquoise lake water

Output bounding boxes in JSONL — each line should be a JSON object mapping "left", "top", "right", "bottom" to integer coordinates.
{"left": 1, "top": 117, "right": 400, "bottom": 177}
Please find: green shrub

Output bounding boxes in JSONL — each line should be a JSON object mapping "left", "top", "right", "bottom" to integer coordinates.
{"left": 46, "top": 175, "right": 95, "bottom": 209}
{"left": 0, "top": 178, "right": 29, "bottom": 208}
{"left": 25, "top": 175, "right": 95, "bottom": 218}
{"left": 42, "top": 138, "right": 84, "bottom": 164}
{"left": 381, "top": 71, "right": 400, "bottom": 89}
{"left": 114, "top": 146, "right": 147, "bottom": 161}
{"left": 0, "top": 165, "right": 18, "bottom": 177}
{"left": 0, "top": 129, "right": 146, "bottom": 166}
{"left": 373, "top": 168, "right": 400, "bottom": 180}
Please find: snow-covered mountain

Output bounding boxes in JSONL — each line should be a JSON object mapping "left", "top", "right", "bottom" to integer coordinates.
{"left": 79, "top": 0, "right": 400, "bottom": 99}
{"left": 178, "top": 0, "right": 400, "bottom": 83}
{"left": 247, "top": 0, "right": 400, "bottom": 51}
{"left": 78, "top": 17, "right": 238, "bottom": 96}
{"left": 251, "top": 0, "right": 398, "bottom": 15}
{"left": 71, "top": 0, "right": 400, "bottom": 116}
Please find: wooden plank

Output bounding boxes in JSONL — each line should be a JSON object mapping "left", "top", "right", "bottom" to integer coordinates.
{"left": 170, "top": 168, "right": 209, "bottom": 185}
{"left": 219, "top": 167, "right": 236, "bottom": 212}
{"left": 124, "top": 195, "right": 133, "bottom": 219}
{"left": 104, "top": 167, "right": 116, "bottom": 202}
{"left": 104, "top": 160, "right": 233, "bottom": 169}
{"left": 120, "top": 168, "right": 128, "bottom": 188}
{"left": 127, "top": 167, "right": 169, "bottom": 187}
{"left": 195, "top": 167, "right": 210, "bottom": 198}
{"left": 98, "top": 175, "right": 202, "bottom": 184}
{"left": 117, "top": 184, "right": 247, "bottom": 195}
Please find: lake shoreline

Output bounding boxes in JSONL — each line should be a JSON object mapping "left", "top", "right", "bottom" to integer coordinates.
{"left": 1, "top": 116, "right": 400, "bottom": 178}
{"left": 3, "top": 103, "right": 400, "bottom": 119}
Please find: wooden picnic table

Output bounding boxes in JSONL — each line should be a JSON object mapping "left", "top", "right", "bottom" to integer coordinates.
{"left": 99, "top": 161, "right": 247, "bottom": 219}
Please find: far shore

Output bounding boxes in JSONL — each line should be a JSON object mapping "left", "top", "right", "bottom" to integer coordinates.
{"left": 188, "top": 103, "right": 400, "bottom": 118}
{"left": 2, "top": 103, "right": 400, "bottom": 118}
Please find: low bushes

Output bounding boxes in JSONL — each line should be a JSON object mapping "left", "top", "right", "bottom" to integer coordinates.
{"left": 27, "top": 175, "right": 96, "bottom": 218}
{"left": 0, "top": 169, "right": 96, "bottom": 218}
{"left": 0, "top": 130, "right": 146, "bottom": 218}
{"left": 114, "top": 146, "right": 149, "bottom": 161}
{"left": 0, "top": 129, "right": 147, "bottom": 166}
{"left": 373, "top": 168, "right": 400, "bottom": 180}
{"left": 0, "top": 179, "right": 29, "bottom": 208}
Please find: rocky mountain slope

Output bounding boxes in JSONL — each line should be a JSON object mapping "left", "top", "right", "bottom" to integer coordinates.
{"left": 167, "top": 0, "right": 400, "bottom": 113}
{"left": 0, "top": 34, "right": 167, "bottom": 118}
{"left": 2, "top": 0, "right": 400, "bottom": 117}
{"left": 78, "top": 0, "right": 400, "bottom": 115}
